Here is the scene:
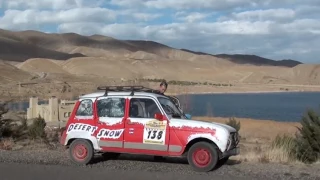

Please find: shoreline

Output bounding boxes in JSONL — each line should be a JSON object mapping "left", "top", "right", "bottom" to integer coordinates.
{"left": 4, "top": 89, "right": 320, "bottom": 103}
{"left": 167, "top": 89, "right": 320, "bottom": 96}
{"left": 1, "top": 81, "right": 320, "bottom": 102}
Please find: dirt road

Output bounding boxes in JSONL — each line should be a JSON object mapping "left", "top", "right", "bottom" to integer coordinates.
{"left": 1, "top": 149, "right": 319, "bottom": 180}
{"left": 0, "top": 162, "right": 249, "bottom": 180}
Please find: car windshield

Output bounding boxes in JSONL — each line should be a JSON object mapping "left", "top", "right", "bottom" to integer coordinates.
{"left": 158, "top": 97, "right": 183, "bottom": 118}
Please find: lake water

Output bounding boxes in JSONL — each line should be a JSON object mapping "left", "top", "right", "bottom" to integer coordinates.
{"left": 177, "top": 92, "right": 320, "bottom": 122}
{"left": 5, "top": 92, "right": 320, "bottom": 122}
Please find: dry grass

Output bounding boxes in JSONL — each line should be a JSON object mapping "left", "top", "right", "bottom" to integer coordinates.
{"left": 195, "top": 116, "right": 303, "bottom": 164}
{"left": 0, "top": 138, "right": 14, "bottom": 150}
{"left": 196, "top": 116, "right": 300, "bottom": 140}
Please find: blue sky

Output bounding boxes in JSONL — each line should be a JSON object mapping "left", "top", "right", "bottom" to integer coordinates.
{"left": 0, "top": 0, "right": 320, "bottom": 63}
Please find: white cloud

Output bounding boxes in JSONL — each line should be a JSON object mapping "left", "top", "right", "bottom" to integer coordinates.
{"left": 0, "top": 0, "right": 103, "bottom": 10}
{"left": 109, "top": 0, "right": 320, "bottom": 11}
{"left": 131, "top": 13, "right": 162, "bottom": 21}
{"left": 56, "top": 18, "right": 320, "bottom": 63}
{"left": 229, "top": 9, "right": 296, "bottom": 22}
{"left": 110, "top": 0, "right": 253, "bottom": 10}
{"left": 0, "top": 0, "right": 320, "bottom": 63}
{"left": 0, "top": 8, "right": 116, "bottom": 29}
{"left": 175, "top": 12, "right": 212, "bottom": 23}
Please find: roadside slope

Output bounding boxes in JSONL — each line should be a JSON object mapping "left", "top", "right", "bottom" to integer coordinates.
{"left": 0, "top": 60, "right": 33, "bottom": 83}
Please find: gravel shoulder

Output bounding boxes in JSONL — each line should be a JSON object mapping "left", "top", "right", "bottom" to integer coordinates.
{"left": 0, "top": 148, "right": 320, "bottom": 180}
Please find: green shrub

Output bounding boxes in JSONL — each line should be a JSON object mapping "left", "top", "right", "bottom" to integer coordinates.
{"left": 12, "top": 118, "right": 29, "bottom": 140}
{"left": 226, "top": 117, "right": 241, "bottom": 132}
{"left": 0, "top": 102, "right": 14, "bottom": 138}
{"left": 294, "top": 108, "right": 320, "bottom": 164}
{"left": 1, "top": 102, "right": 30, "bottom": 140}
{"left": 271, "top": 107, "right": 320, "bottom": 164}
{"left": 28, "top": 115, "right": 47, "bottom": 140}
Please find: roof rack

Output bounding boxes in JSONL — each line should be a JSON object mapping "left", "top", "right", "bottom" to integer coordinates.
{"left": 96, "top": 85, "right": 162, "bottom": 96}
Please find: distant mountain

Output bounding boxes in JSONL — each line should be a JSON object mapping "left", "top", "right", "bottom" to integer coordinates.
{"left": 181, "top": 49, "right": 302, "bottom": 67}
{"left": 214, "top": 54, "right": 302, "bottom": 67}
{"left": 0, "top": 28, "right": 319, "bottom": 88}
{"left": 0, "top": 28, "right": 303, "bottom": 67}
{"left": 0, "top": 29, "right": 85, "bottom": 62}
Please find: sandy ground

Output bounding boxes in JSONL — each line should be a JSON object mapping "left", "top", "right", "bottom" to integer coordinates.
{"left": 0, "top": 161, "right": 248, "bottom": 180}
{"left": 1, "top": 80, "right": 320, "bottom": 102}
{"left": 196, "top": 116, "right": 300, "bottom": 140}
{"left": 1, "top": 155, "right": 319, "bottom": 180}
{"left": 1, "top": 115, "right": 320, "bottom": 179}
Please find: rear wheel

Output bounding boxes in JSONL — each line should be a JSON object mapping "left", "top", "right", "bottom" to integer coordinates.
{"left": 69, "top": 139, "right": 94, "bottom": 165}
{"left": 187, "top": 142, "right": 219, "bottom": 172}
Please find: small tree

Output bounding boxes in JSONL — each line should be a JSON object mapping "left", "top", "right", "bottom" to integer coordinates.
{"left": 294, "top": 108, "right": 320, "bottom": 163}
{"left": 28, "top": 115, "right": 47, "bottom": 140}
{"left": 226, "top": 117, "right": 241, "bottom": 132}
{"left": 0, "top": 101, "right": 13, "bottom": 138}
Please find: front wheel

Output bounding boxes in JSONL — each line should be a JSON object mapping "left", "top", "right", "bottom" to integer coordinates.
{"left": 218, "top": 157, "right": 229, "bottom": 165}
{"left": 187, "top": 142, "right": 219, "bottom": 172}
{"left": 69, "top": 139, "right": 94, "bottom": 165}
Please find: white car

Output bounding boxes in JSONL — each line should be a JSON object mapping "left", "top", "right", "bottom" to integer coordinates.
{"left": 60, "top": 86, "right": 240, "bottom": 172}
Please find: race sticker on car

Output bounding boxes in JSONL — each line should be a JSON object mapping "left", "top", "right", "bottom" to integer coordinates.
{"left": 66, "top": 123, "right": 97, "bottom": 135}
{"left": 96, "top": 128, "right": 124, "bottom": 139}
{"left": 143, "top": 120, "right": 167, "bottom": 145}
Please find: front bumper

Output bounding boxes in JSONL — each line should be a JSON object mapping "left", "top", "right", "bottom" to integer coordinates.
{"left": 222, "top": 146, "right": 240, "bottom": 158}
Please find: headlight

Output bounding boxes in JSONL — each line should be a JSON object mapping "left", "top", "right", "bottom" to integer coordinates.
{"left": 232, "top": 132, "right": 240, "bottom": 146}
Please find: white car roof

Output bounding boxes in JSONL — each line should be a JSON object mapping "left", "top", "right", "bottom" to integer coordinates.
{"left": 79, "top": 91, "right": 166, "bottom": 100}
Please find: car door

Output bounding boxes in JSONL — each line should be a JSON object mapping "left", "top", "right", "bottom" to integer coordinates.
{"left": 93, "top": 96, "right": 127, "bottom": 151}
{"left": 123, "top": 96, "right": 170, "bottom": 155}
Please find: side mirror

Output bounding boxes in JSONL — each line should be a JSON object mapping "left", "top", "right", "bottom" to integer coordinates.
{"left": 154, "top": 113, "right": 163, "bottom": 121}
{"left": 185, "top": 114, "right": 192, "bottom": 119}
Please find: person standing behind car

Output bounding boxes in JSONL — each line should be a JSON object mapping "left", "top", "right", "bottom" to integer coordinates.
{"left": 154, "top": 79, "right": 168, "bottom": 162}
{"left": 158, "top": 80, "right": 168, "bottom": 95}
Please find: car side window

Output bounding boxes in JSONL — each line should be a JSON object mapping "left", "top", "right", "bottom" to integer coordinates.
{"left": 76, "top": 99, "right": 93, "bottom": 116}
{"left": 97, "top": 97, "right": 125, "bottom": 118}
{"left": 129, "top": 98, "right": 161, "bottom": 118}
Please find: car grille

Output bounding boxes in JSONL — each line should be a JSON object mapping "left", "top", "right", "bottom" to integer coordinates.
{"left": 227, "top": 132, "right": 240, "bottom": 150}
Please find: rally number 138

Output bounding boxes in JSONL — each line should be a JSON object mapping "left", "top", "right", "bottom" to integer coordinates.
{"left": 147, "top": 130, "right": 163, "bottom": 140}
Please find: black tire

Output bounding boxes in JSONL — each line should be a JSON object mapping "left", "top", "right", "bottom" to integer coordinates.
{"left": 102, "top": 152, "right": 121, "bottom": 160}
{"left": 187, "top": 141, "right": 219, "bottom": 172}
{"left": 219, "top": 157, "right": 229, "bottom": 165}
{"left": 215, "top": 157, "right": 229, "bottom": 169}
{"left": 69, "top": 139, "right": 94, "bottom": 165}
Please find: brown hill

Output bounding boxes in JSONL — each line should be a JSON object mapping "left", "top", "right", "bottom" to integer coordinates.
{"left": 181, "top": 49, "right": 302, "bottom": 67}
{"left": 0, "top": 60, "right": 33, "bottom": 83}
{"left": 0, "top": 28, "right": 319, "bottom": 88}
{"left": 16, "top": 58, "right": 70, "bottom": 74}
{"left": 0, "top": 30, "right": 85, "bottom": 62}
{"left": 214, "top": 54, "right": 302, "bottom": 68}
{"left": 0, "top": 28, "right": 306, "bottom": 67}
{"left": 10, "top": 56, "right": 319, "bottom": 85}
